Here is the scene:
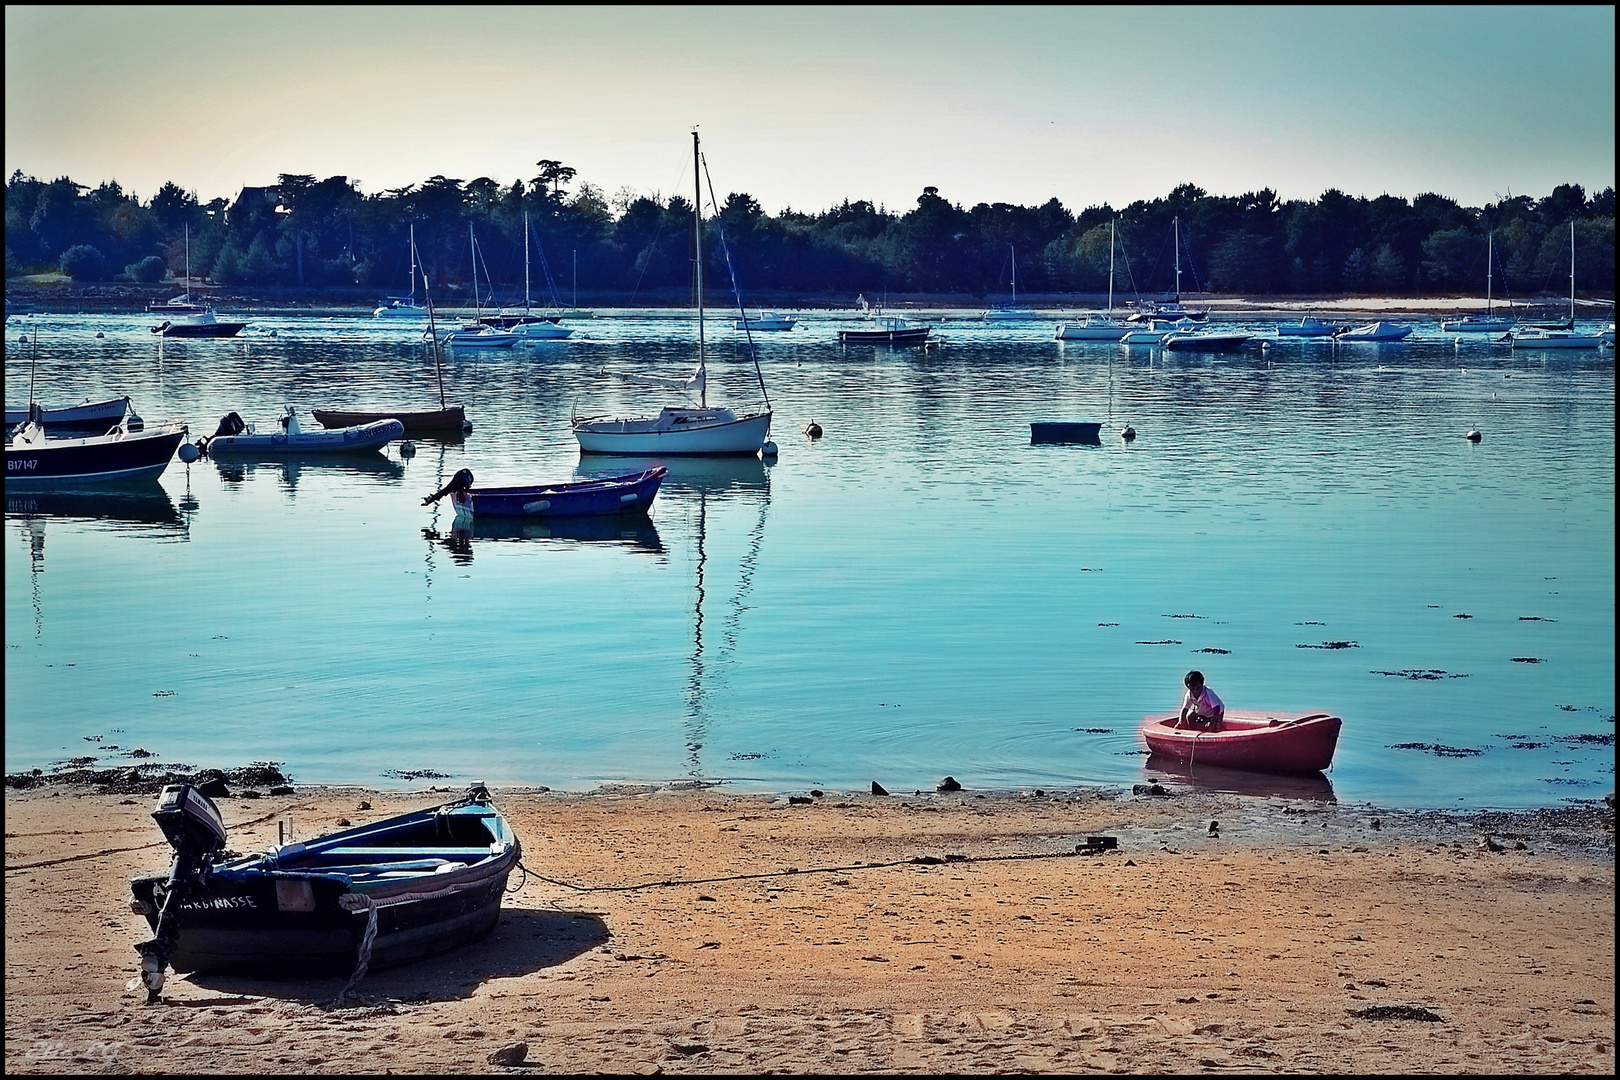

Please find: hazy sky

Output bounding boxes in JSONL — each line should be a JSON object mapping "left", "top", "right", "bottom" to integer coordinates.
{"left": 6, "top": 6, "right": 1614, "bottom": 214}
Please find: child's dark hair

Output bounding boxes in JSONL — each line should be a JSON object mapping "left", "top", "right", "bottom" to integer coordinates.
{"left": 1184, "top": 670, "right": 1204, "bottom": 689}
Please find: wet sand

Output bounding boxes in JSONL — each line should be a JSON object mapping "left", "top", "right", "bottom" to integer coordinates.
{"left": 5, "top": 784, "right": 1613, "bottom": 1074}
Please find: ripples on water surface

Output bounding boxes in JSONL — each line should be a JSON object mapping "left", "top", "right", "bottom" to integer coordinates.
{"left": 5, "top": 312, "right": 1614, "bottom": 807}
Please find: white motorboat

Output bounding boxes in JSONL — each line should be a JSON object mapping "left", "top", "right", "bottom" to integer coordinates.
{"left": 734, "top": 312, "right": 797, "bottom": 331}
{"left": 441, "top": 324, "right": 521, "bottom": 349}
{"left": 1274, "top": 317, "right": 1342, "bottom": 337}
{"left": 572, "top": 131, "right": 771, "bottom": 457}
{"left": 1162, "top": 329, "right": 1252, "bottom": 351}
{"left": 1334, "top": 321, "right": 1413, "bottom": 342}
{"left": 199, "top": 407, "right": 404, "bottom": 455}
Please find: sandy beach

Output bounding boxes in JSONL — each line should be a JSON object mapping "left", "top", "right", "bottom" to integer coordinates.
{"left": 4, "top": 781, "right": 1613, "bottom": 1075}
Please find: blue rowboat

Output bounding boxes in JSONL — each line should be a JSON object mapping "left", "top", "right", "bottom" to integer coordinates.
{"left": 129, "top": 783, "right": 520, "bottom": 997}
{"left": 430, "top": 466, "right": 667, "bottom": 518}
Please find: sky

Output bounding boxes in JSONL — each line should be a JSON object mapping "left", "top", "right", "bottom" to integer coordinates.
{"left": 5, "top": 5, "right": 1615, "bottom": 216}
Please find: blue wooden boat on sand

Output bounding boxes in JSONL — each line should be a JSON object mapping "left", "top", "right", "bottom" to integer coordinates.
{"left": 130, "top": 782, "right": 520, "bottom": 1000}
{"left": 424, "top": 466, "right": 667, "bottom": 518}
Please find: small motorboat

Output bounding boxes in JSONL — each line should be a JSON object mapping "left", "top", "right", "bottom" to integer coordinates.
{"left": 199, "top": 407, "right": 404, "bottom": 455}
{"left": 5, "top": 395, "right": 140, "bottom": 431}
{"left": 1274, "top": 317, "right": 1342, "bottom": 337}
{"left": 425, "top": 466, "right": 667, "bottom": 518}
{"left": 838, "top": 317, "right": 933, "bottom": 344}
{"left": 1162, "top": 330, "right": 1253, "bottom": 351}
{"left": 1140, "top": 710, "right": 1343, "bottom": 774}
{"left": 1334, "top": 321, "right": 1412, "bottom": 342}
{"left": 129, "top": 782, "right": 520, "bottom": 999}
{"left": 5, "top": 405, "right": 187, "bottom": 488}
{"left": 734, "top": 312, "right": 797, "bottom": 331}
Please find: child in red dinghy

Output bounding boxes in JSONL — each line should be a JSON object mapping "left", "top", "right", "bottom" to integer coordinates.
{"left": 1177, "top": 670, "right": 1225, "bottom": 730}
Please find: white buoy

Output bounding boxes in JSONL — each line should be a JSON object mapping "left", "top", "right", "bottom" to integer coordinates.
{"left": 761, "top": 440, "right": 778, "bottom": 458}
{"left": 95, "top": 332, "right": 105, "bottom": 339}
{"left": 803, "top": 419, "right": 823, "bottom": 439}
{"left": 1121, "top": 424, "right": 1136, "bottom": 440}
{"left": 1465, "top": 428, "right": 1481, "bottom": 442}
{"left": 177, "top": 442, "right": 200, "bottom": 463}
{"left": 399, "top": 440, "right": 416, "bottom": 458}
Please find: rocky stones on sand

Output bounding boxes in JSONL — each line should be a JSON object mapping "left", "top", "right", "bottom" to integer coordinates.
{"left": 788, "top": 795, "right": 813, "bottom": 805}
{"left": 1133, "top": 783, "right": 1172, "bottom": 797}
{"left": 937, "top": 776, "right": 962, "bottom": 792}
{"left": 1350, "top": 1005, "right": 1443, "bottom": 1022}
{"left": 488, "top": 1042, "right": 528, "bottom": 1065}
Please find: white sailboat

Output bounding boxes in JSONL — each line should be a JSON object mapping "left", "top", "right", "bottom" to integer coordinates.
{"left": 1055, "top": 218, "right": 1130, "bottom": 341}
{"left": 572, "top": 131, "right": 773, "bottom": 456}
{"left": 1440, "top": 232, "right": 1514, "bottom": 333}
{"left": 373, "top": 224, "right": 428, "bottom": 319}
{"left": 488, "top": 213, "right": 573, "bottom": 341}
{"left": 983, "top": 245, "right": 1036, "bottom": 321}
{"left": 441, "top": 226, "right": 520, "bottom": 349}
{"left": 1510, "top": 223, "right": 1601, "bottom": 349}
{"left": 1126, "top": 216, "right": 1208, "bottom": 322}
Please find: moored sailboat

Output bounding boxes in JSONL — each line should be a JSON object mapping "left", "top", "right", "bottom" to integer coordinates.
{"left": 572, "top": 131, "right": 772, "bottom": 457}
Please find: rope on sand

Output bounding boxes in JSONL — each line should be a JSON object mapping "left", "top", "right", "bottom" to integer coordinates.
{"left": 523, "top": 844, "right": 1118, "bottom": 894}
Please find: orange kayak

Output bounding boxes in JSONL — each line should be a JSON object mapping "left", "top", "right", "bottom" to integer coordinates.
{"left": 1140, "top": 710, "right": 1342, "bottom": 774}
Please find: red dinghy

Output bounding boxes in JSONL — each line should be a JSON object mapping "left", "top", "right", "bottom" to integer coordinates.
{"left": 1140, "top": 710, "right": 1342, "bottom": 774}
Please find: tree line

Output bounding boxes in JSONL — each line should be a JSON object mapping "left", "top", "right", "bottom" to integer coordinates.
{"left": 5, "top": 164, "right": 1614, "bottom": 302}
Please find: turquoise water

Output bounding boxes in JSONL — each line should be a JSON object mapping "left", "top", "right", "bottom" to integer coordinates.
{"left": 5, "top": 311, "right": 1614, "bottom": 807}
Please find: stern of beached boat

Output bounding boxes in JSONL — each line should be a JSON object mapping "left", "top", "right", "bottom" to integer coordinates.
{"left": 130, "top": 782, "right": 521, "bottom": 996}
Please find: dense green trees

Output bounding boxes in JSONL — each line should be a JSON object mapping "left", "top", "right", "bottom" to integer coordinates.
{"left": 5, "top": 165, "right": 1613, "bottom": 300}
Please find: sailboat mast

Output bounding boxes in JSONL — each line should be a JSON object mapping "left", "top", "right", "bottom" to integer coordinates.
{"left": 694, "top": 128, "right": 706, "bottom": 408}
{"left": 408, "top": 223, "right": 417, "bottom": 304}
{"left": 1569, "top": 220, "right": 1576, "bottom": 323}
{"left": 1173, "top": 217, "right": 1182, "bottom": 302}
{"left": 1107, "top": 219, "right": 1115, "bottom": 315}
{"left": 184, "top": 224, "right": 191, "bottom": 304}
{"left": 1485, "top": 232, "right": 1492, "bottom": 316}
{"left": 1011, "top": 245, "right": 1017, "bottom": 306}
{"left": 469, "top": 224, "right": 479, "bottom": 321}
{"left": 523, "top": 212, "right": 531, "bottom": 314}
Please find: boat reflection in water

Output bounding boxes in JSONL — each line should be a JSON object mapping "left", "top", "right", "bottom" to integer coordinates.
{"left": 210, "top": 451, "right": 405, "bottom": 490}
{"left": 579, "top": 454, "right": 773, "bottom": 779}
{"left": 576, "top": 452, "right": 769, "bottom": 498}
{"left": 428, "top": 514, "right": 665, "bottom": 566}
{"left": 1143, "top": 756, "right": 1337, "bottom": 803}
{"left": 5, "top": 483, "right": 186, "bottom": 533}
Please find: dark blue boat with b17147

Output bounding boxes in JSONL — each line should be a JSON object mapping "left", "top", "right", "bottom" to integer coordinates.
{"left": 5, "top": 406, "right": 188, "bottom": 488}
{"left": 423, "top": 466, "right": 667, "bottom": 518}
{"left": 129, "top": 782, "right": 522, "bottom": 1001}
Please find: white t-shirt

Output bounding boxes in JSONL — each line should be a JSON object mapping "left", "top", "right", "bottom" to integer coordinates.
{"left": 1182, "top": 684, "right": 1224, "bottom": 719}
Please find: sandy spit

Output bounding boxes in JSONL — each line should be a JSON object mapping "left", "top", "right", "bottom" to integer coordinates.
{"left": 5, "top": 784, "right": 1613, "bottom": 1075}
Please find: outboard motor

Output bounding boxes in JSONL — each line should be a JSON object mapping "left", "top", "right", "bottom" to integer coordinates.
{"left": 133, "top": 783, "right": 228, "bottom": 1003}
{"left": 213, "top": 412, "right": 246, "bottom": 439}
{"left": 423, "top": 468, "right": 475, "bottom": 506}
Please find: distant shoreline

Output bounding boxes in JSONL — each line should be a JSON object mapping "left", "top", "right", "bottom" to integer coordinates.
{"left": 5, "top": 279, "right": 1613, "bottom": 320}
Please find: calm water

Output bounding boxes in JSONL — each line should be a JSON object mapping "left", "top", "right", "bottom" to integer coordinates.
{"left": 5, "top": 310, "right": 1614, "bottom": 807}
